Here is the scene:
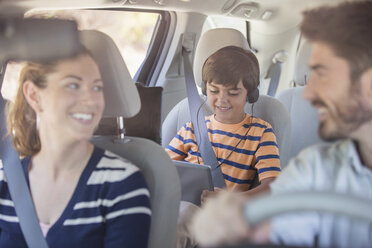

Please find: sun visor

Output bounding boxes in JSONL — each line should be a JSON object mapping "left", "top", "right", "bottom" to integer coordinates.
{"left": 0, "top": 17, "right": 80, "bottom": 63}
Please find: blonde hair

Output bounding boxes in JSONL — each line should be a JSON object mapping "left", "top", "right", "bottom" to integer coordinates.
{"left": 6, "top": 50, "right": 92, "bottom": 157}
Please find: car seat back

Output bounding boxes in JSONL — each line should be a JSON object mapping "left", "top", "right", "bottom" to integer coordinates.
{"left": 162, "top": 28, "right": 291, "bottom": 167}
{"left": 277, "top": 39, "right": 323, "bottom": 160}
{"left": 81, "top": 30, "right": 181, "bottom": 248}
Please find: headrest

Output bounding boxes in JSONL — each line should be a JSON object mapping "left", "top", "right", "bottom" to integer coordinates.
{"left": 293, "top": 38, "right": 312, "bottom": 86}
{"left": 80, "top": 30, "right": 141, "bottom": 118}
{"left": 193, "top": 28, "right": 250, "bottom": 87}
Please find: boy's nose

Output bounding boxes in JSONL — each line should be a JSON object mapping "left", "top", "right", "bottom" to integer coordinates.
{"left": 216, "top": 92, "right": 228, "bottom": 103}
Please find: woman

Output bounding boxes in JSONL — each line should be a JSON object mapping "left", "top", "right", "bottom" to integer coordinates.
{"left": 2, "top": 49, "right": 151, "bottom": 247}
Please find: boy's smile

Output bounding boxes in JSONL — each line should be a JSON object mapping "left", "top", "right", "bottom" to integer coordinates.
{"left": 207, "top": 81, "right": 247, "bottom": 124}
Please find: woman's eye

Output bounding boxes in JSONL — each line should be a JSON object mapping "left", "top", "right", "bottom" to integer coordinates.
{"left": 93, "top": 85, "right": 103, "bottom": 92}
{"left": 67, "top": 83, "right": 79, "bottom": 89}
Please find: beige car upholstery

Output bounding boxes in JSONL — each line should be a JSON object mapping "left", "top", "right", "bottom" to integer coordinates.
{"left": 80, "top": 30, "right": 140, "bottom": 118}
{"left": 277, "top": 39, "right": 323, "bottom": 160}
{"left": 162, "top": 28, "right": 292, "bottom": 168}
{"left": 81, "top": 30, "right": 181, "bottom": 248}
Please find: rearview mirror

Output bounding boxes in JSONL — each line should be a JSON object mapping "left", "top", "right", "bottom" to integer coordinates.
{"left": 0, "top": 17, "right": 80, "bottom": 62}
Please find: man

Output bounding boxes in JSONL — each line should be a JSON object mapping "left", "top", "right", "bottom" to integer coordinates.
{"left": 191, "top": 1, "right": 372, "bottom": 247}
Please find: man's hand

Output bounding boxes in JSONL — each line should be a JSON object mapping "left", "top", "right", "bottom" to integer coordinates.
{"left": 192, "top": 191, "right": 272, "bottom": 246}
{"left": 201, "top": 187, "right": 224, "bottom": 206}
{"left": 192, "top": 191, "right": 250, "bottom": 246}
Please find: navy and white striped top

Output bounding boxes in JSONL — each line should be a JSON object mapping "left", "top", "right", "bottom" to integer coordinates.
{"left": 0, "top": 146, "right": 151, "bottom": 248}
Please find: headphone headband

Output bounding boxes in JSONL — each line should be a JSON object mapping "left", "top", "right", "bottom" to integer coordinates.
{"left": 201, "top": 81, "right": 259, "bottom": 104}
{"left": 200, "top": 46, "right": 259, "bottom": 103}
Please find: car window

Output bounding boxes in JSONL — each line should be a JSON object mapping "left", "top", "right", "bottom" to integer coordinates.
{"left": 1, "top": 9, "right": 160, "bottom": 102}
{"left": 27, "top": 9, "right": 159, "bottom": 78}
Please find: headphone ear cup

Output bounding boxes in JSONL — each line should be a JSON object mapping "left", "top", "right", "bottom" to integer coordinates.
{"left": 201, "top": 81, "right": 207, "bottom": 96}
{"left": 247, "top": 88, "right": 259, "bottom": 103}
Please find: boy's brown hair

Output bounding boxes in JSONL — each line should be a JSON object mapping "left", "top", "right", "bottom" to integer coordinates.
{"left": 202, "top": 46, "right": 260, "bottom": 94}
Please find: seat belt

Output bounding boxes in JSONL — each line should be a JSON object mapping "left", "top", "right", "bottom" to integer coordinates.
{"left": 0, "top": 89, "right": 49, "bottom": 247}
{"left": 181, "top": 45, "right": 226, "bottom": 188}
{"left": 266, "top": 50, "right": 287, "bottom": 97}
{"left": 266, "top": 62, "right": 282, "bottom": 97}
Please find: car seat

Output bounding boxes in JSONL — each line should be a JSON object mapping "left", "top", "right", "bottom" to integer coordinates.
{"left": 80, "top": 30, "right": 181, "bottom": 248}
{"left": 162, "top": 28, "right": 291, "bottom": 168}
{"left": 276, "top": 39, "right": 323, "bottom": 160}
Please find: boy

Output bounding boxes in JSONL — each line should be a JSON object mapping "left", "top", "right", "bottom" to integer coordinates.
{"left": 166, "top": 46, "right": 281, "bottom": 197}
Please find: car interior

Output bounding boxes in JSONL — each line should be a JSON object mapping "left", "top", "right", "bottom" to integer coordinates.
{"left": 1, "top": 0, "right": 372, "bottom": 247}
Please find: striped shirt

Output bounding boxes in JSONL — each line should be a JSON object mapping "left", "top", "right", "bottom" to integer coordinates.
{"left": 166, "top": 114, "right": 281, "bottom": 191}
{"left": 0, "top": 146, "right": 151, "bottom": 248}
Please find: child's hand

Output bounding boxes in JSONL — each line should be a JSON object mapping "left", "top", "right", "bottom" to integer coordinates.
{"left": 201, "top": 187, "right": 224, "bottom": 206}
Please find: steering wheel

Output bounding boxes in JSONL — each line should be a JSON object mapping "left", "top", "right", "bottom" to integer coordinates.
{"left": 211, "top": 192, "right": 372, "bottom": 248}
{"left": 244, "top": 191, "right": 372, "bottom": 226}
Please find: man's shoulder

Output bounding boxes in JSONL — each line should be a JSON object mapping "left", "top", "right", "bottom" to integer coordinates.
{"left": 295, "top": 139, "right": 353, "bottom": 169}
{"left": 300, "top": 139, "right": 351, "bottom": 157}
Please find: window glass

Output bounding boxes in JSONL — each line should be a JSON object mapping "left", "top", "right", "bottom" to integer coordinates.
{"left": 27, "top": 9, "right": 159, "bottom": 77}
{"left": 1, "top": 9, "right": 159, "bottom": 102}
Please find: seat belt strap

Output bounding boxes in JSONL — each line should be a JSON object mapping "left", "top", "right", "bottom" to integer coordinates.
{"left": 266, "top": 50, "right": 287, "bottom": 97}
{"left": 0, "top": 96, "right": 49, "bottom": 248}
{"left": 266, "top": 62, "right": 282, "bottom": 97}
{"left": 181, "top": 47, "right": 226, "bottom": 188}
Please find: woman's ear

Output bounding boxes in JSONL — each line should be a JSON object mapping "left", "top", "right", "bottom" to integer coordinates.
{"left": 23, "top": 80, "right": 43, "bottom": 113}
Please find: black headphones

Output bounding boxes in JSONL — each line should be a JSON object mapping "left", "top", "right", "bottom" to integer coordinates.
{"left": 201, "top": 81, "right": 259, "bottom": 104}
{"left": 200, "top": 46, "right": 259, "bottom": 104}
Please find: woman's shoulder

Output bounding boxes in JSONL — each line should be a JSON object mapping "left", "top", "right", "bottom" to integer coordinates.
{"left": 99, "top": 148, "right": 140, "bottom": 171}
{"left": 0, "top": 160, "right": 7, "bottom": 190}
{"left": 89, "top": 147, "right": 148, "bottom": 189}
{"left": 0, "top": 160, "right": 20, "bottom": 229}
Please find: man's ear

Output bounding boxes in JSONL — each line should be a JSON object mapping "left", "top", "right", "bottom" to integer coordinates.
{"left": 23, "top": 80, "right": 43, "bottom": 113}
{"left": 359, "top": 68, "right": 372, "bottom": 99}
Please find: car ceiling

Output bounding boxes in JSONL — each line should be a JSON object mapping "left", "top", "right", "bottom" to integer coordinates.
{"left": 0, "top": 0, "right": 354, "bottom": 32}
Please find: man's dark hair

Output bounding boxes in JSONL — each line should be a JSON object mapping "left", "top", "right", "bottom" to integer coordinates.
{"left": 301, "top": 1, "right": 372, "bottom": 82}
{"left": 202, "top": 46, "right": 260, "bottom": 92}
